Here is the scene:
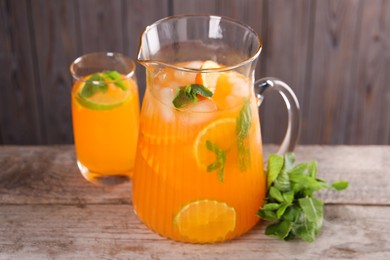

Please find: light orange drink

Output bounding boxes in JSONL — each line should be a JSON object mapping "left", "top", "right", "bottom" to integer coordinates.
{"left": 71, "top": 70, "right": 139, "bottom": 185}
{"left": 133, "top": 61, "right": 266, "bottom": 243}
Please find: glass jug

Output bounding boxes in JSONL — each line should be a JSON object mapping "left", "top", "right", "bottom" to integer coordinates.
{"left": 133, "top": 15, "right": 300, "bottom": 243}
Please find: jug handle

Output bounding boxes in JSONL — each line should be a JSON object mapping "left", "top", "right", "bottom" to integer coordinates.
{"left": 254, "top": 77, "right": 301, "bottom": 154}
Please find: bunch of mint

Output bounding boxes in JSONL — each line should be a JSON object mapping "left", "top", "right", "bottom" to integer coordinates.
{"left": 258, "top": 153, "right": 348, "bottom": 242}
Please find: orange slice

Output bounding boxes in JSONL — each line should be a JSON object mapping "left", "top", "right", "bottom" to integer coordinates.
{"left": 173, "top": 199, "right": 236, "bottom": 243}
{"left": 194, "top": 118, "right": 237, "bottom": 171}
{"left": 195, "top": 60, "right": 221, "bottom": 92}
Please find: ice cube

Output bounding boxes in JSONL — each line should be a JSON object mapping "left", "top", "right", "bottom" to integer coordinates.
{"left": 183, "top": 61, "right": 203, "bottom": 69}
{"left": 187, "top": 99, "right": 218, "bottom": 112}
{"left": 229, "top": 72, "right": 251, "bottom": 97}
{"left": 156, "top": 87, "right": 176, "bottom": 122}
{"left": 174, "top": 70, "right": 197, "bottom": 85}
{"left": 180, "top": 99, "right": 218, "bottom": 125}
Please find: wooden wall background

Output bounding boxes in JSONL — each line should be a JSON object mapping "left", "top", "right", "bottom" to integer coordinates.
{"left": 0, "top": 0, "right": 389, "bottom": 145}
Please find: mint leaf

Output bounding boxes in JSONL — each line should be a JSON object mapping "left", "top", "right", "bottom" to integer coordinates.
{"left": 283, "top": 190, "right": 294, "bottom": 204}
{"left": 288, "top": 163, "right": 308, "bottom": 175}
{"left": 258, "top": 152, "right": 349, "bottom": 242}
{"left": 80, "top": 73, "right": 106, "bottom": 98}
{"left": 103, "top": 70, "right": 127, "bottom": 91}
{"left": 298, "top": 197, "right": 323, "bottom": 230}
{"left": 257, "top": 209, "right": 278, "bottom": 222}
{"left": 291, "top": 210, "right": 316, "bottom": 242}
{"left": 276, "top": 203, "right": 290, "bottom": 219}
{"left": 265, "top": 220, "right": 293, "bottom": 240}
{"left": 172, "top": 84, "right": 213, "bottom": 108}
{"left": 267, "top": 154, "right": 284, "bottom": 188}
{"left": 205, "top": 140, "right": 226, "bottom": 182}
{"left": 283, "top": 205, "right": 301, "bottom": 222}
{"left": 284, "top": 152, "right": 296, "bottom": 171}
{"left": 79, "top": 70, "right": 126, "bottom": 99}
{"left": 307, "top": 161, "right": 318, "bottom": 178}
{"left": 262, "top": 203, "right": 280, "bottom": 211}
{"left": 237, "top": 141, "right": 251, "bottom": 171}
{"left": 236, "top": 100, "right": 252, "bottom": 171}
{"left": 236, "top": 100, "right": 251, "bottom": 140}
{"left": 269, "top": 187, "right": 284, "bottom": 203}
{"left": 274, "top": 169, "right": 291, "bottom": 192}
{"left": 331, "top": 181, "right": 349, "bottom": 191}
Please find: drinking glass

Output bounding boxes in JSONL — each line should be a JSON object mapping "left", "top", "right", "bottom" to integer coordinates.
{"left": 70, "top": 52, "right": 139, "bottom": 185}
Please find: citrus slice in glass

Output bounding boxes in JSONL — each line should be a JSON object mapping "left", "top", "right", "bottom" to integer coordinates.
{"left": 195, "top": 60, "right": 221, "bottom": 92}
{"left": 173, "top": 199, "right": 236, "bottom": 242}
{"left": 194, "top": 118, "right": 237, "bottom": 171}
{"left": 74, "top": 75, "right": 131, "bottom": 111}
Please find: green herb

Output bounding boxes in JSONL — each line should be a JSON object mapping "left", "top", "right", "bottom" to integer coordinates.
{"left": 258, "top": 152, "right": 349, "bottom": 242}
{"left": 80, "top": 73, "right": 106, "bottom": 98}
{"left": 79, "top": 70, "right": 126, "bottom": 98}
{"left": 236, "top": 100, "right": 252, "bottom": 171}
{"left": 103, "top": 70, "right": 127, "bottom": 91}
{"left": 206, "top": 140, "right": 226, "bottom": 182}
{"left": 172, "top": 84, "right": 213, "bottom": 108}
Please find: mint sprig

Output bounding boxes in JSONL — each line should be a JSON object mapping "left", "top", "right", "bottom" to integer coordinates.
{"left": 79, "top": 70, "right": 126, "bottom": 98}
{"left": 206, "top": 140, "right": 226, "bottom": 182}
{"left": 172, "top": 84, "right": 213, "bottom": 108}
{"left": 258, "top": 153, "right": 349, "bottom": 242}
{"left": 103, "top": 70, "right": 127, "bottom": 91}
{"left": 80, "top": 73, "right": 106, "bottom": 98}
{"left": 236, "top": 100, "right": 252, "bottom": 171}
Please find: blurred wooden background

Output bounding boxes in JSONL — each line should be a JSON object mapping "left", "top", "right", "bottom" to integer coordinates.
{"left": 0, "top": 0, "right": 389, "bottom": 145}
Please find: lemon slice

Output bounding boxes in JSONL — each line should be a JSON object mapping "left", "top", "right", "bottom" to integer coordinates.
{"left": 174, "top": 199, "right": 236, "bottom": 242}
{"left": 195, "top": 60, "right": 221, "bottom": 92}
{"left": 74, "top": 77, "right": 130, "bottom": 111}
{"left": 194, "top": 118, "right": 237, "bottom": 171}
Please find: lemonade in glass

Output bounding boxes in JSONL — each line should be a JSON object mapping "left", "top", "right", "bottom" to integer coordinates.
{"left": 70, "top": 52, "right": 139, "bottom": 185}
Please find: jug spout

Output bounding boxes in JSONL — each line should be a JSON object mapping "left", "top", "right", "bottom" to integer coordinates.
{"left": 137, "top": 22, "right": 165, "bottom": 70}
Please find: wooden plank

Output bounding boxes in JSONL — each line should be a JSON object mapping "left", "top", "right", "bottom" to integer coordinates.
{"left": 0, "top": 204, "right": 389, "bottom": 259}
{"left": 77, "top": 0, "right": 124, "bottom": 53}
{"left": 0, "top": 146, "right": 132, "bottom": 205}
{"left": 122, "top": 0, "right": 170, "bottom": 101}
{"left": 0, "top": 145, "right": 389, "bottom": 205}
{"left": 172, "top": 0, "right": 266, "bottom": 67}
{"left": 346, "top": 0, "right": 390, "bottom": 144}
{"left": 305, "top": 0, "right": 361, "bottom": 144}
{"left": 30, "top": 0, "right": 79, "bottom": 144}
{"left": 173, "top": 0, "right": 264, "bottom": 20}
{"left": 294, "top": 145, "right": 390, "bottom": 205}
{"left": 259, "top": 0, "right": 313, "bottom": 145}
{"left": 0, "top": 0, "right": 44, "bottom": 144}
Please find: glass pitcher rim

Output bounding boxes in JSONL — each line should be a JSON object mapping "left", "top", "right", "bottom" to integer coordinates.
{"left": 137, "top": 14, "right": 262, "bottom": 73}
{"left": 70, "top": 52, "right": 136, "bottom": 82}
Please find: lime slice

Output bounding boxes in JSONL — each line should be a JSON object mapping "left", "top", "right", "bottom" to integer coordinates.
{"left": 194, "top": 118, "right": 237, "bottom": 171}
{"left": 74, "top": 75, "right": 130, "bottom": 111}
{"left": 174, "top": 199, "right": 236, "bottom": 242}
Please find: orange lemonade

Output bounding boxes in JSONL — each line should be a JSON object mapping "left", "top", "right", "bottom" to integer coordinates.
{"left": 72, "top": 71, "right": 139, "bottom": 184}
{"left": 133, "top": 61, "right": 266, "bottom": 243}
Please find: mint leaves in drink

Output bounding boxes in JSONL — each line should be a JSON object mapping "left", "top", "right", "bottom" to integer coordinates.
{"left": 236, "top": 100, "right": 252, "bottom": 171}
{"left": 206, "top": 140, "right": 227, "bottom": 182}
{"left": 79, "top": 70, "right": 126, "bottom": 98}
{"left": 258, "top": 153, "right": 349, "bottom": 242}
{"left": 172, "top": 84, "right": 213, "bottom": 108}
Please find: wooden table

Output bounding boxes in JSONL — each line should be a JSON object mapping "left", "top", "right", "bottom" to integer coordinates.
{"left": 0, "top": 145, "right": 389, "bottom": 259}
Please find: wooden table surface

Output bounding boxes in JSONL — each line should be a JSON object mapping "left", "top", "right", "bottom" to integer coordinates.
{"left": 0, "top": 145, "right": 389, "bottom": 259}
